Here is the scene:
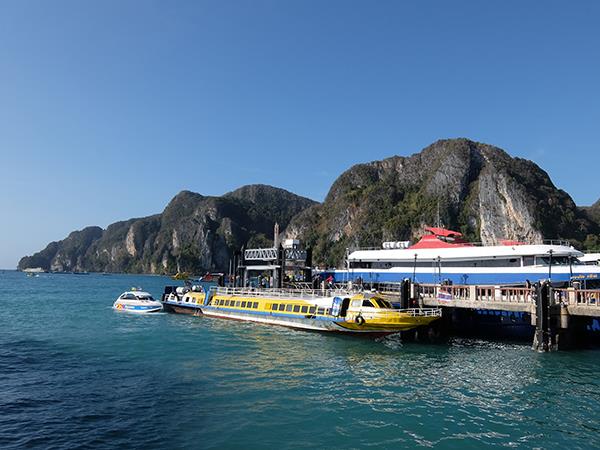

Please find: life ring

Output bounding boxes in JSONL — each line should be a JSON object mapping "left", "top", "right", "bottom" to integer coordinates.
{"left": 355, "top": 315, "right": 365, "bottom": 326}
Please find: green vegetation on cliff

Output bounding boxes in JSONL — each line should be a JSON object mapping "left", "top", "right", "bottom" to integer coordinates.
{"left": 18, "top": 185, "right": 316, "bottom": 274}
{"left": 284, "top": 139, "right": 600, "bottom": 266}
{"left": 19, "top": 140, "right": 600, "bottom": 272}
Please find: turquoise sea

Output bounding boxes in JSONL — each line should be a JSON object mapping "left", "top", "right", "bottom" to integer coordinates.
{"left": 1, "top": 271, "right": 599, "bottom": 449}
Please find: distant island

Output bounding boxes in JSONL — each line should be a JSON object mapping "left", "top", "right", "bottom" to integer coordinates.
{"left": 19, "top": 138, "right": 600, "bottom": 274}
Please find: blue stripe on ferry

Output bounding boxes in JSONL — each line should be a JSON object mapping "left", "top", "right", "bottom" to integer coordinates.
{"left": 125, "top": 305, "right": 161, "bottom": 310}
{"left": 330, "top": 271, "right": 574, "bottom": 285}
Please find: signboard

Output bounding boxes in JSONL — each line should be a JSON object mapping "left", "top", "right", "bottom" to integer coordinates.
{"left": 437, "top": 289, "right": 453, "bottom": 302}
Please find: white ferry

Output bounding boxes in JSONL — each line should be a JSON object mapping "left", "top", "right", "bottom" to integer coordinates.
{"left": 113, "top": 289, "right": 163, "bottom": 313}
{"left": 325, "top": 227, "right": 600, "bottom": 287}
{"left": 161, "top": 286, "right": 441, "bottom": 334}
{"left": 580, "top": 253, "right": 600, "bottom": 266}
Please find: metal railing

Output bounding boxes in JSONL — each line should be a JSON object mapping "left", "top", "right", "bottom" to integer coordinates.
{"left": 400, "top": 308, "right": 442, "bottom": 317}
{"left": 417, "top": 284, "right": 533, "bottom": 304}
{"left": 554, "top": 289, "right": 600, "bottom": 307}
{"left": 212, "top": 286, "right": 351, "bottom": 299}
{"left": 348, "top": 239, "right": 574, "bottom": 253}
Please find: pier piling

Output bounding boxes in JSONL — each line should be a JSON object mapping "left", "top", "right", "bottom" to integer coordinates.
{"left": 532, "top": 281, "right": 557, "bottom": 352}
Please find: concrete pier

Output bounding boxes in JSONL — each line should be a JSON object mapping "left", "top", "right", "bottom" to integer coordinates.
{"left": 371, "top": 280, "right": 600, "bottom": 351}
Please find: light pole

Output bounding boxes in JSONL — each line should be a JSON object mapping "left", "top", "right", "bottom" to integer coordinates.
{"left": 412, "top": 254, "right": 417, "bottom": 283}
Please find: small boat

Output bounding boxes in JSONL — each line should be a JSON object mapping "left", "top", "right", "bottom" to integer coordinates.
{"left": 161, "top": 286, "right": 441, "bottom": 334}
{"left": 113, "top": 289, "right": 163, "bottom": 313}
{"left": 171, "top": 272, "right": 190, "bottom": 281}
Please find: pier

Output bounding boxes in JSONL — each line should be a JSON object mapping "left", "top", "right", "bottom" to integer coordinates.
{"left": 409, "top": 281, "right": 600, "bottom": 351}
{"left": 287, "top": 280, "right": 600, "bottom": 351}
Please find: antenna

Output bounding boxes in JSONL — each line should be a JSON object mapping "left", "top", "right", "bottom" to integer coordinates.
{"left": 436, "top": 200, "right": 441, "bottom": 228}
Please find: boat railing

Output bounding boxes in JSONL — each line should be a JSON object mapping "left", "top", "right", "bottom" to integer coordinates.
{"left": 398, "top": 308, "right": 442, "bottom": 317}
{"left": 211, "top": 286, "right": 352, "bottom": 299}
{"left": 347, "top": 239, "right": 574, "bottom": 253}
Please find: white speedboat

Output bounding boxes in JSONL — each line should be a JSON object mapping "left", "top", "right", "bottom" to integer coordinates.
{"left": 113, "top": 289, "right": 163, "bottom": 313}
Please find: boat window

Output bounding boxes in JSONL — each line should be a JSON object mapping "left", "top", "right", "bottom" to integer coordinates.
{"left": 293, "top": 305, "right": 301, "bottom": 313}
{"left": 120, "top": 293, "right": 137, "bottom": 300}
{"left": 362, "top": 300, "right": 374, "bottom": 307}
{"left": 271, "top": 303, "right": 278, "bottom": 310}
{"left": 317, "top": 307, "right": 325, "bottom": 315}
{"left": 523, "top": 256, "right": 535, "bottom": 266}
{"left": 241, "top": 301, "right": 247, "bottom": 308}
{"left": 225, "top": 300, "right": 230, "bottom": 306}
{"left": 253, "top": 302, "right": 259, "bottom": 309}
{"left": 373, "top": 298, "right": 391, "bottom": 308}
{"left": 286, "top": 305, "right": 293, "bottom": 312}
{"left": 539, "top": 256, "right": 572, "bottom": 266}
{"left": 235, "top": 301, "right": 241, "bottom": 307}
{"left": 309, "top": 306, "right": 316, "bottom": 314}
{"left": 278, "top": 304, "right": 286, "bottom": 311}
{"left": 301, "top": 306, "right": 308, "bottom": 313}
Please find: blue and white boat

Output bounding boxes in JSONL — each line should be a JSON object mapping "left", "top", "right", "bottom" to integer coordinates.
{"left": 113, "top": 289, "right": 163, "bottom": 313}
{"left": 325, "top": 227, "right": 600, "bottom": 287}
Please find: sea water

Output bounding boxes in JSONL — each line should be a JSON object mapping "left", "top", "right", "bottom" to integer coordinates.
{"left": 1, "top": 271, "right": 599, "bottom": 449}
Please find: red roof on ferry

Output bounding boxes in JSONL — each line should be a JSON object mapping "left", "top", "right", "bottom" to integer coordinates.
{"left": 409, "top": 227, "right": 473, "bottom": 249}
{"left": 500, "top": 240, "right": 526, "bottom": 246}
{"left": 424, "top": 227, "right": 463, "bottom": 238}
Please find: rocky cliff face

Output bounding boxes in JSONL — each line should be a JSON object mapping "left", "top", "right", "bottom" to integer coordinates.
{"left": 284, "top": 139, "right": 600, "bottom": 266}
{"left": 19, "top": 139, "right": 600, "bottom": 272}
{"left": 18, "top": 185, "right": 316, "bottom": 273}
{"left": 18, "top": 227, "right": 104, "bottom": 272}
{"left": 587, "top": 199, "right": 600, "bottom": 224}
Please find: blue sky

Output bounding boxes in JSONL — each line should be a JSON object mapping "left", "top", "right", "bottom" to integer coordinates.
{"left": 1, "top": 0, "right": 599, "bottom": 268}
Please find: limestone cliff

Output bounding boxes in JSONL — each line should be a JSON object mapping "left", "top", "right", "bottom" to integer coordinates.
{"left": 18, "top": 185, "right": 316, "bottom": 273}
{"left": 284, "top": 139, "right": 599, "bottom": 266}
{"left": 19, "top": 140, "right": 600, "bottom": 272}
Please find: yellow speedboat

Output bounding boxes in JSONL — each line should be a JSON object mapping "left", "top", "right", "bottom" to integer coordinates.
{"left": 161, "top": 286, "right": 441, "bottom": 334}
